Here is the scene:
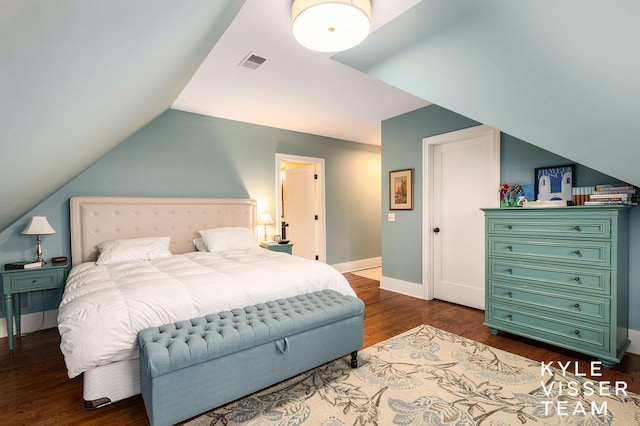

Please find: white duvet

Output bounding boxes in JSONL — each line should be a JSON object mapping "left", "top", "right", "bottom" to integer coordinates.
{"left": 57, "top": 249, "right": 356, "bottom": 378}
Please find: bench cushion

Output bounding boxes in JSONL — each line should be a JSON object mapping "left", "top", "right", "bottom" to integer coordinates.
{"left": 138, "top": 289, "right": 364, "bottom": 377}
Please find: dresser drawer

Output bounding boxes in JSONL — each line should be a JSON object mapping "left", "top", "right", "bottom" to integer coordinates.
{"left": 487, "top": 302, "right": 609, "bottom": 352}
{"left": 488, "top": 236, "right": 611, "bottom": 267}
{"left": 488, "top": 258, "right": 610, "bottom": 295}
{"left": 489, "top": 280, "right": 610, "bottom": 323}
{"left": 487, "top": 217, "right": 610, "bottom": 239}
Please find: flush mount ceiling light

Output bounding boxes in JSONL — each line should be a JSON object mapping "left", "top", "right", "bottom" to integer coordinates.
{"left": 292, "top": 0, "right": 372, "bottom": 53}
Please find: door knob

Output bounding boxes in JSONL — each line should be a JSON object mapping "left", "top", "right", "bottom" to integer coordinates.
{"left": 433, "top": 227, "right": 440, "bottom": 234}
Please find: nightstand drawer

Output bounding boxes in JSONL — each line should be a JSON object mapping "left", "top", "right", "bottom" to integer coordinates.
{"left": 488, "top": 236, "right": 610, "bottom": 267}
{"left": 489, "top": 280, "right": 609, "bottom": 323}
{"left": 9, "top": 272, "right": 58, "bottom": 292}
{"left": 488, "top": 259, "right": 610, "bottom": 295}
{"left": 487, "top": 302, "right": 609, "bottom": 352}
{"left": 487, "top": 217, "right": 610, "bottom": 239}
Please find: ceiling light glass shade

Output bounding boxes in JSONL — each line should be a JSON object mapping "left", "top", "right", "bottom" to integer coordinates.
{"left": 292, "top": 0, "right": 372, "bottom": 53}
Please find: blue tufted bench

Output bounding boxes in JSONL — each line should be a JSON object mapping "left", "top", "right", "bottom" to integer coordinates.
{"left": 138, "top": 289, "right": 364, "bottom": 426}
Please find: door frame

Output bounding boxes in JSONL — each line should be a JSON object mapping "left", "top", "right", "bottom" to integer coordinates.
{"left": 421, "top": 125, "right": 500, "bottom": 300}
{"left": 275, "top": 153, "right": 327, "bottom": 263}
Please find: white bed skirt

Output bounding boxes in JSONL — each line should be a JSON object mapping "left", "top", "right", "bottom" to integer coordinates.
{"left": 83, "top": 358, "right": 140, "bottom": 408}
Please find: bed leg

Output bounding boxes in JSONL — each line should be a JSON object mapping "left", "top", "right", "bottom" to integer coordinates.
{"left": 350, "top": 351, "right": 358, "bottom": 368}
{"left": 84, "top": 397, "right": 112, "bottom": 410}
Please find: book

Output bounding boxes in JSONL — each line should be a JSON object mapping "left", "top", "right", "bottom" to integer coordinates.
{"left": 522, "top": 200, "right": 572, "bottom": 208}
{"left": 595, "top": 184, "right": 636, "bottom": 194}
{"left": 590, "top": 193, "right": 629, "bottom": 200}
{"left": 4, "top": 261, "right": 43, "bottom": 270}
{"left": 596, "top": 183, "right": 635, "bottom": 190}
{"left": 584, "top": 201, "right": 634, "bottom": 206}
{"left": 594, "top": 188, "right": 636, "bottom": 194}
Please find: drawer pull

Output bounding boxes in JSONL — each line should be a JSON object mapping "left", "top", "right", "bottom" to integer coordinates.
{"left": 574, "top": 276, "right": 580, "bottom": 281}
{"left": 507, "top": 314, "right": 513, "bottom": 319}
{"left": 507, "top": 224, "right": 512, "bottom": 229}
{"left": 506, "top": 268, "right": 513, "bottom": 273}
{"left": 506, "top": 291, "right": 512, "bottom": 296}
{"left": 574, "top": 225, "right": 581, "bottom": 231}
{"left": 574, "top": 250, "right": 581, "bottom": 255}
{"left": 574, "top": 330, "right": 580, "bottom": 335}
{"left": 574, "top": 303, "right": 580, "bottom": 308}
{"left": 507, "top": 245, "right": 513, "bottom": 250}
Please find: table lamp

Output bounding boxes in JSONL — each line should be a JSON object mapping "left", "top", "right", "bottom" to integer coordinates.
{"left": 21, "top": 216, "right": 56, "bottom": 264}
{"left": 258, "top": 213, "right": 274, "bottom": 242}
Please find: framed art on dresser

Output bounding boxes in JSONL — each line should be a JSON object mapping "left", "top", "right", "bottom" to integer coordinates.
{"left": 534, "top": 164, "right": 574, "bottom": 202}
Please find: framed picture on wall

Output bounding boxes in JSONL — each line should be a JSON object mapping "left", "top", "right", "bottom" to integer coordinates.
{"left": 534, "top": 164, "right": 575, "bottom": 201}
{"left": 390, "top": 169, "right": 413, "bottom": 210}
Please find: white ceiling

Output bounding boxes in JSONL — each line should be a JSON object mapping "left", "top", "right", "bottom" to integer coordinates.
{"left": 171, "top": 0, "right": 430, "bottom": 145}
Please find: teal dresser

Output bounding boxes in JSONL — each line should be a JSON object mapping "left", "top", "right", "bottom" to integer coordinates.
{"left": 481, "top": 206, "right": 630, "bottom": 367}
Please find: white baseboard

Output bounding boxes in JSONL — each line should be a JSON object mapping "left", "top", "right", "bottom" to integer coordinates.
{"left": 0, "top": 310, "right": 58, "bottom": 339}
{"left": 331, "top": 257, "right": 381, "bottom": 273}
{"left": 379, "top": 275, "right": 424, "bottom": 299}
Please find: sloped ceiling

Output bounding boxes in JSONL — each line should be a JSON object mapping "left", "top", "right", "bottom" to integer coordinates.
{"left": 335, "top": 0, "right": 640, "bottom": 186}
{"left": 0, "top": 0, "right": 245, "bottom": 232}
{"left": 0, "top": 0, "right": 429, "bottom": 234}
{"left": 4, "top": 0, "right": 639, "bottom": 235}
{"left": 171, "top": 0, "right": 428, "bottom": 146}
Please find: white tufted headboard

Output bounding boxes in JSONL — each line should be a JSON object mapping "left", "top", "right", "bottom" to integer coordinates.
{"left": 69, "top": 196, "right": 257, "bottom": 266}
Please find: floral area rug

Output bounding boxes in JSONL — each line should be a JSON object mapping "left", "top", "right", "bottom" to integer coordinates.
{"left": 184, "top": 324, "right": 640, "bottom": 425}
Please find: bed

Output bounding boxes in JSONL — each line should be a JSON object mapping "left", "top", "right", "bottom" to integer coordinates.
{"left": 57, "top": 196, "right": 357, "bottom": 408}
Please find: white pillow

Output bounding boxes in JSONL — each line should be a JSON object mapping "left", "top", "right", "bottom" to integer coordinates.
{"left": 198, "top": 227, "right": 258, "bottom": 252}
{"left": 96, "top": 236, "right": 172, "bottom": 265}
{"left": 193, "top": 238, "right": 208, "bottom": 252}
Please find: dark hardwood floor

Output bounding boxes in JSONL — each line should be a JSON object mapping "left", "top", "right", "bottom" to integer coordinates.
{"left": 1, "top": 273, "right": 638, "bottom": 425}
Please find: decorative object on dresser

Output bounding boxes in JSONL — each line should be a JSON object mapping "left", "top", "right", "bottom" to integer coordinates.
{"left": 481, "top": 206, "right": 631, "bottom": 367}
{"left": 585, "top": 183, "right": 638, "bottom": 206}
{"left": 499, "top": 183, "right": 523, "bottom": 207}
{"left": 1, "top": 262, "right": 68, "bottom": 350}
{"left": 20, "top": 216, "right": 56, "bottom": 264}
{"left": 534, "top": 164, "right": 574, "bottom": 202}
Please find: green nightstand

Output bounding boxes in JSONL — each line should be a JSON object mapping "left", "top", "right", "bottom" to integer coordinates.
{"left": 2, "top": 263, "right": 68, "bottom": 350}
{"left": 260, "top": 241, "right": 294, "bottom": 255}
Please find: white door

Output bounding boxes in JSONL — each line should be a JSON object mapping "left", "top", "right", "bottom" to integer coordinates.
{"left": 426, "top": 126, "right": 499, "bottom": 309}
{"left": 284, "top": 164, "right": 317, "bottom": 260}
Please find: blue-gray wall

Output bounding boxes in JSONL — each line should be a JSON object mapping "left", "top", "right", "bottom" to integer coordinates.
{"left": 382, "top": 104, "right": 640, "bottom": 331}
{"left": 0, "top": 109, "right": 381, "bottom": 317}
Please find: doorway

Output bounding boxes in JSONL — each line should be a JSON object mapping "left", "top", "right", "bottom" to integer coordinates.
{"left": 275, "top": 154, "right": 326, "bottom": 262}
{"left": 422, "top": 125, "right": 500, "bottom": 309}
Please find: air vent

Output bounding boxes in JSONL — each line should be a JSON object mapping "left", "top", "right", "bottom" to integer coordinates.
{"left": 239, "top": 53, "right": 267, "bottom": 70}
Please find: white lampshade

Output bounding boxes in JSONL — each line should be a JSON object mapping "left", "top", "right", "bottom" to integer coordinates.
{"left": 292, "top": 0, "right": 371, "bottom": 53}
{"left": 258, "top": 213, "right": 274, "bottom": 225}
{"left": 21, "top": 216, "right": 56, "bottom": 235}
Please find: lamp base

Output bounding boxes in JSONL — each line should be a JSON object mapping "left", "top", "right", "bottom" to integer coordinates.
{"left": 35, "top": 235, "right": 46, "bottom": 265}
